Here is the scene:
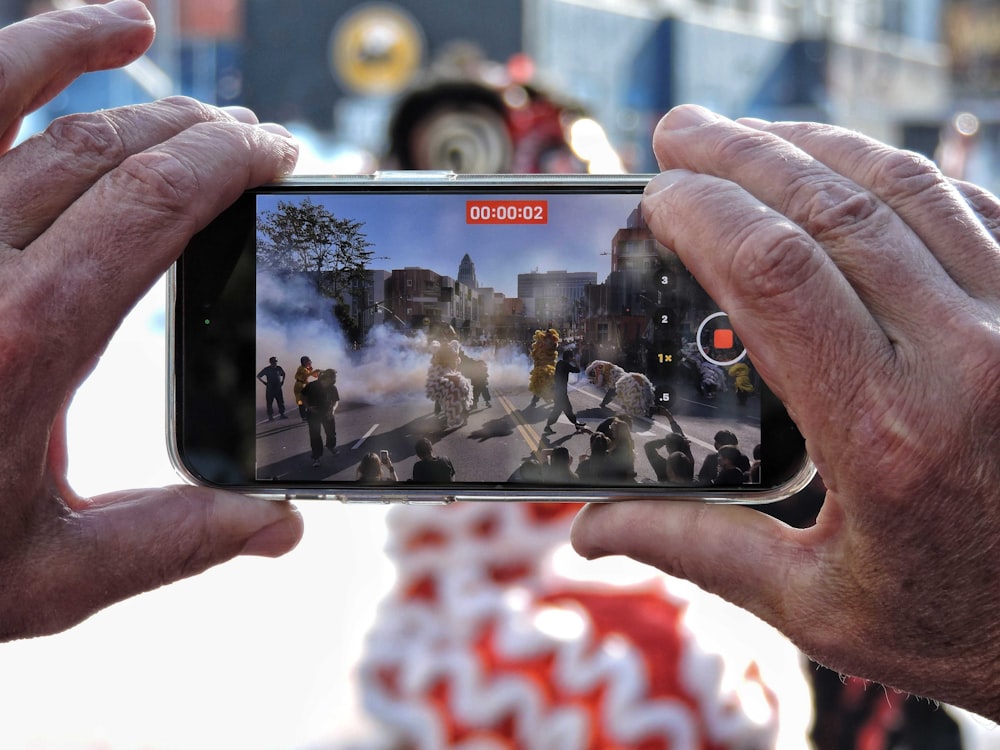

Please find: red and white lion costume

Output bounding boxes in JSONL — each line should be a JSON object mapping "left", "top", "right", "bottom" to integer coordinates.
{"left": 357, "top": 502, "right": 782, "bottom": 749}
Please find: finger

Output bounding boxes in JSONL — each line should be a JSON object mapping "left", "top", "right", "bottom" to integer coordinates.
{"left": 641, "top": 166, "right": 888, "bottom": 452}
{"left": 3, "top": 120, "right": 298, "bottom": 398}
{"left": 0, "top": 97, "right": 261, "bottom": 249}
{"left": 1, "top": 486, "right": 303, "bottom": 640}
{"left": 648, "top": 106, "right": 972, "bottom": 341}
{"left": 571, "top": 501, "right": 826, "bottom": 639}
{"left": 951, "top": 177, "right": 1000, "bottom": 245}
{"left": 0, "top": 0, "right": 155, "bottom": 153}
{"left": 570, "top": 500, "right": 962, "bottom": 697}
{"left": 739, "top": 118, "right": 1000, "bottom": 301}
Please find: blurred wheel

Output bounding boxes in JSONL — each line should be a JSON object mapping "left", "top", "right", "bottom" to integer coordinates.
{"left": 408, "top": 104, "right": 513, "bottom": 172}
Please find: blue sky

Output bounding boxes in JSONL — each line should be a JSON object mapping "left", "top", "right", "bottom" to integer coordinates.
{"left": 257, "top": 191, "right": 644, "bottom": 297}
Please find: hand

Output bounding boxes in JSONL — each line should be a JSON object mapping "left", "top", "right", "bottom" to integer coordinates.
{"left": 572, "top": 104, "right": 1000, "bottom": 719}
{"left": 0, "top": 1, "right": 303, "bottom": 640}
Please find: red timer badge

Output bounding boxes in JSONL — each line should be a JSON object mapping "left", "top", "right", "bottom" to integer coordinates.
{"left": 466, "top": 199, "right": 548, "bottom": 224}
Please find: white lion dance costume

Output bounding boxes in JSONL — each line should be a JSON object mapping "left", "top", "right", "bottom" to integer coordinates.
{"left": 586, "top": 360, "right": 657, "bottom": 418}
{"left": 357, "top": 502, "right": 784, "bottom": 749}
{"left": 426, "top": 339, "right": 473, "bottom": 428}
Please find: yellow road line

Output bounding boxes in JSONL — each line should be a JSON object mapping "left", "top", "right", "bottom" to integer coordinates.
{"left": 495, "top": 392, "right": 544, "bottom": 457}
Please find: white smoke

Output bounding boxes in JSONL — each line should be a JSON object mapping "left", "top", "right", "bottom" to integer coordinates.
{"left": 256, "top": 273, "right": 532, "bottom": 404}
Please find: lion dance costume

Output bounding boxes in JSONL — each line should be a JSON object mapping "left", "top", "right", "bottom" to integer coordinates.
{"left": 586, "top": 360, "right": 657, "bottom": 418}
{"left": 357, "top": 502, "right": 781, "bottom": 749}
{"left": 728, "top": 363, "right": 754, "bottom": 404}
{"left": 426, "top": 339, "right": 473, "bottom": 428}
{"left": 529, "top": 328, "right": 560, "bottom": 405}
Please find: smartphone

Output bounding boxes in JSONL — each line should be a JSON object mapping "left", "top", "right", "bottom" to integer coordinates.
{"left": 169, "top": 173, "right": 812, "bottom": 502}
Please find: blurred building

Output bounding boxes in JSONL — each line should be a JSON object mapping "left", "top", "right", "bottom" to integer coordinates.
{"left": 517, "top": 269, "right": 596, "bottom": 329}
{"left": 527, "top": 0, "right": 954, "bottom": 169}
{"left": 14, "top": 1, "right": 998, "bottom": 188}
{"left": 938, "top": 0, "right": 1000, "bottom": 190}
{"left": 384, "top": 267, "right": 480, "bottom": 334}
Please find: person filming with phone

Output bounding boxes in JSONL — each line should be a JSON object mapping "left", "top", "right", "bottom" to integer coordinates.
{"left": 5, "top": 1, "right": 1000, "bottom": 731}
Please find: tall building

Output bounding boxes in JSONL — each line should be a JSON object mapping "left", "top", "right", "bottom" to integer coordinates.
{"left": 457, "top": 253, "right": 478, "bottom": 290}
{"left": 517, "top": 270, "right": 597, "bottom": 326}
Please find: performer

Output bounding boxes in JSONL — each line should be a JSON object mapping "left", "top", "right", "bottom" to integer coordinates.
{"left": 586, "top": 359, "right": 657, "bottom": 418}
{"left": 293, "top": 355, "right": 317, "bottom": 421}
{"left": 728, "top": 362, "right": 755, "bottom": 405}
{"left": 584, "top": 359, "right": 625, "bottom": 408}
{"left": 460, "top": 350, "right": 492, "bottom": 409}
{"left": 528, "top": 328, "right": 560, "bottom": 407}
{"left": 356, "top": 500, "right": 786, "bottom": 749}
{"left": 543, "top": 348, "right": 586, "bottom": 434}
{"left": 300, "top": 369, "right": 339, "bottom": 467}
{"left": 426, "top": 340, "right": 473, "bottom": 429}
{"left": 425, "top": 340, "right": 445, "bottom": 416}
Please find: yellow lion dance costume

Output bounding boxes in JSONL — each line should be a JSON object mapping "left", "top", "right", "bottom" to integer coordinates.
{"left": 528, "top": 328, "right": 560, "bottom": 405}
{"left": 728, "top": 362, "right": 754, "bottom": 405}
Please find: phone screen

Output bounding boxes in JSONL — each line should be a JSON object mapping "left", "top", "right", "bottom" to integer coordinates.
{"left": 172, "top": 177, "right": 810, "bottom": 500}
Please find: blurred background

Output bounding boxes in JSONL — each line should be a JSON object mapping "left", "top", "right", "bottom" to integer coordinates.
{"left": 0, "top": 1, "right": 998, "bottom": 749}
{"left": 4, "top": 0, "right": 998, "bottom": 184}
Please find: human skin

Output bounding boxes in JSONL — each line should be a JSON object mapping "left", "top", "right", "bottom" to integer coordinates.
{"left": 572, "top": 104, "right": 1000, "bottom": 720}
{"left": 0, "top": 1, "right": 303, "bottom": 640}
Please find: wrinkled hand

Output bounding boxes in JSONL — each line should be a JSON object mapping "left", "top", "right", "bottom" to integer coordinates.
{"left": 0, "top": 1, "right": 302, "bottom": 640}
{"left": 573, "top": 104, "right": 1000, "bottom": 719}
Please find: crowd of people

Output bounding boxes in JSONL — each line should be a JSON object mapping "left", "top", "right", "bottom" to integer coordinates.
{"left": 260, "top": 343, "right": 756, "bottom": 488}
{"left": 257, "top": 342, "right": 760, "bottom": 487}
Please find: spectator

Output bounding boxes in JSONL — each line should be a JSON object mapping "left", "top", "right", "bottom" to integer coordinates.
{"left": 357, "top": 452, "right": 398, "bottom": 483}
{"left": 412, "top": 437, "right": 456, "bottom": 483}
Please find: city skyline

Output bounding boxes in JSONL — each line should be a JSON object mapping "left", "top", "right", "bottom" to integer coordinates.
{"left": 256, "top": 192, "right": 643, "bottom": 298}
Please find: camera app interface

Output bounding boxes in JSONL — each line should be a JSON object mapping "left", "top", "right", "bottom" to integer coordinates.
{"left": 254, "top": 192, "right": 760, "bottom": 488}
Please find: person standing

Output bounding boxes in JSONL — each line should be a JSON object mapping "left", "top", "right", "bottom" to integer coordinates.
{"left": 256, "top": 356, "right": 287, "bottom": 421}
{"left": 293, "top": 355, "right": 316, "bottom": 421}
{"left": 543, "top": 349, "right": 585, "bottom": 434}
{"left": 301, "top": 369, "right": 340, "bottom": 467}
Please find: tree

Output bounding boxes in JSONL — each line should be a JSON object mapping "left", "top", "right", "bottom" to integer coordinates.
{"left": 256, "top": 197, "right": 375, "bottom": 303}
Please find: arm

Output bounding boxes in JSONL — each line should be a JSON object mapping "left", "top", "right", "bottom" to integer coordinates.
{"left": 0, "top": 2, "right": 302, "bottom": 641}
{"left": 573, "top": 104, "right": 1000, "bottom": 718}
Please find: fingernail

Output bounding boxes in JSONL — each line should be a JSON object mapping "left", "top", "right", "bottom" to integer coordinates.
{"left": 736, "top": 116, "right": 770, "bottom": 129}
{"left": 240, "top": 512, "right": 303, "bottom": 557}
{"left": 260, "top": 122, "right": 295, "bottom": 140}
{"left": 644, "top": 170, "right": 686, "bottom": 197}
{"left": 663, "top": 104, "right": 723, "bottom": 130}
{"left": 107, "top": 0, "right": 153, "bottom": 23}
{"left": 222, "top": 106, "right": 259, "bottom": 125}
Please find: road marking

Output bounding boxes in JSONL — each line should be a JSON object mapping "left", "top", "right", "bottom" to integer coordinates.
{"left": 352, "top": 423, "right": 378, "bottom": 450}
{"left": 570, "top": 382, "right": 720, "bottom": 452}
{"left": 679, "top": 396, "right": 718, "bottom": 410}
{"left": 495, "top": 392, "right": 543, "bottom": 456}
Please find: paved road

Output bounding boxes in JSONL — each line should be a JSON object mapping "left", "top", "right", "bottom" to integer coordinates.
{"left": 255, "top": 375, "right": 760, "bottom": 492}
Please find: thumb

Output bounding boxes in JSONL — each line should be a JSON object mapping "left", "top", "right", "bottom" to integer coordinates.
{"left": 4, "top": 486, "right": 302, "bottom": 640}
{"left": 571, "top": 500, "right": 811, "bottom": 626}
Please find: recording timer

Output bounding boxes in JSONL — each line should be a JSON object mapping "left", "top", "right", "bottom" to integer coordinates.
{"left": 466, "top": 199, "right": 548, "bottom": 224}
